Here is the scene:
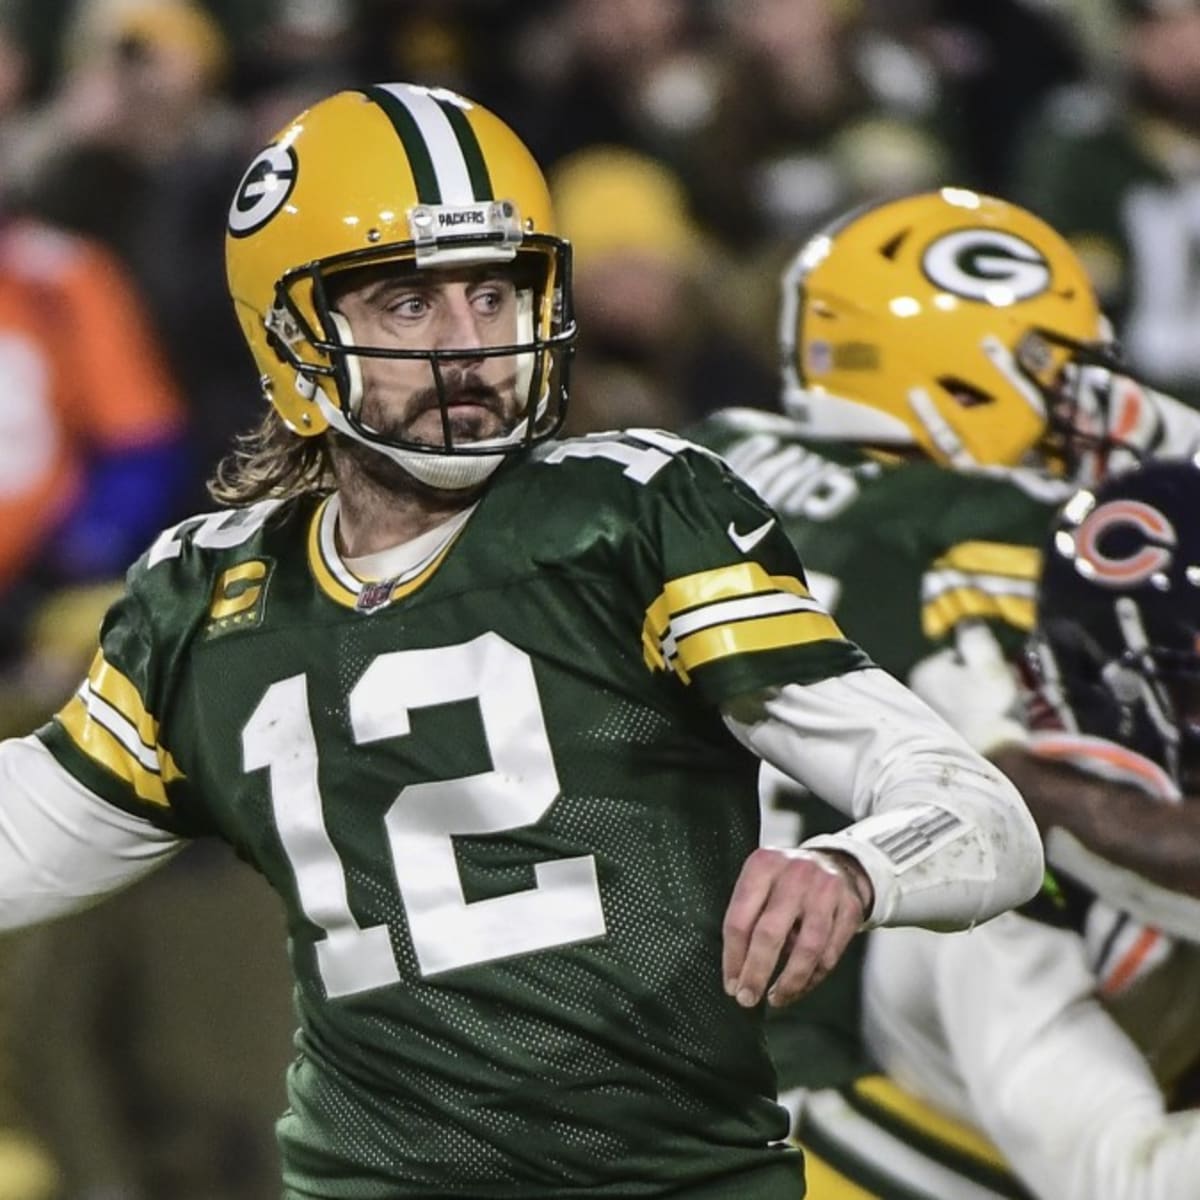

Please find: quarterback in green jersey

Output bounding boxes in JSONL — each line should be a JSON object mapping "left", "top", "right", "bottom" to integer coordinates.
{"left": 0, "top": 87, "right": 1043, "bottom": 1199}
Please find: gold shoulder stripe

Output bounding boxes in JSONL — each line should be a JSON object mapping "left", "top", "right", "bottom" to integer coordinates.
{"left": 644, "top": 562, "right": 811, "bottom": 639}
{"left": 57, "top": 694, "right": 177, "bottom": 807}
{"left": 85, "top": 652, "right": 160, "bottom": 750}
{"left": 922, "top": 589, "right": 1035, "bottom": 640}
{"left": 642, "top": 563, "right": 843, "bottom": 680}
{"left": 674, "top": 611, "right": 842, "bottom": 677}
{"left": 936, "top": 541, "right": 1042, "bottom": 582}
{"left": 852, "top": 1075, "right": 1010, "bottom": 1172}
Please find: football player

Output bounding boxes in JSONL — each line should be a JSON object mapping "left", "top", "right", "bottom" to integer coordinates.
{"left": 685, "top": 190, "right": 1200, "bottom": 1195}
{"left": 0, "top": 85, "right": 1041, "bottom": 1198}
{"left": 688, "top": 187, "right": 1200, "bottom": 904}
{"left": 847, "top": 461, "right": 1200, "bottom": 1199}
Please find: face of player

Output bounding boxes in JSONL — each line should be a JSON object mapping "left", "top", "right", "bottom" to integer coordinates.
{"left": 332, "top": 265, "right": 525, "bottom": 450}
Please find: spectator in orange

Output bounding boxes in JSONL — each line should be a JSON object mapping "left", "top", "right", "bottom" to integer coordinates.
{"left": 0, "top": 211, "right": 187, "bottom": 666}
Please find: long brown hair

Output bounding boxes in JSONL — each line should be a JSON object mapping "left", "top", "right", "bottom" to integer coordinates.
{"left": 207, "top": 408, "right": 334, "bottom": 507}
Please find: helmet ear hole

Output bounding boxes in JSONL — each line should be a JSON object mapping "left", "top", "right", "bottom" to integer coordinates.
{"left": 938, "top": 377, "right": 994, "bottom": 409}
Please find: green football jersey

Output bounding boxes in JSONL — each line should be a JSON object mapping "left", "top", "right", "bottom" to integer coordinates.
{"left": 688, "top": 409, "right": 1071, "bottom": 683}
{"left": 38, "top": 429, "right": 871, "bottom": 1200}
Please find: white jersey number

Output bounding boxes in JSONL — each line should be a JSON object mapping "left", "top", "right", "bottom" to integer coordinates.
{"left": 243, "top": 632, "right": 606, "bottom": 996}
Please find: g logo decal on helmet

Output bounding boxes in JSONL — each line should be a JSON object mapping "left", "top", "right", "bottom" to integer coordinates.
{"left": 921, "top": 229, "right": 1051, "bottom": 303}
{"left": 1074, "top": 499, "right": 1177, "bottom": 586}
{"left": 778, "top": 191, "right": 1108, "bottom": 471}
{"left": 228, "top": 145, "right": 298, "bottom": 239}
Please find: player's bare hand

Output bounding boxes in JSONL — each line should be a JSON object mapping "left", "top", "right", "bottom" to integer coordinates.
{"left": 722, "top": 848, "right": 872, "bottom": 1009}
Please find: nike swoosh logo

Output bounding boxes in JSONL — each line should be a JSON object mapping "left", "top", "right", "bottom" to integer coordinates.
{"left": 727, "top": 518, "right": 776, "bottom": 554}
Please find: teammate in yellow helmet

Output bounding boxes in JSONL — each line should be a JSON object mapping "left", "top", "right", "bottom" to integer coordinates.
{"left": 689, "top": 187, "right": 1200, "bottom": 1199}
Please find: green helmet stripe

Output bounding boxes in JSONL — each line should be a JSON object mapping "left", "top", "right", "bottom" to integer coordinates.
{"left": 364, "top": 84, "right": 443, "bottom": 204}
{"left": 434, "top": 97, "right": 493, "bottom": 201}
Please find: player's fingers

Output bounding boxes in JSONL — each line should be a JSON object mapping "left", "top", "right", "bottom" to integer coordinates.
{"left": 766, "top": 881, "right": 863, "bottom": 1007}
{"left": 722, "top": 849, "right": 784, "bottom": 996}
{"left": 730, "top": 879, "right": 803, "bottom": 1006}
{"left": 752, "top": 861, "right": 841, "bottom": 1005}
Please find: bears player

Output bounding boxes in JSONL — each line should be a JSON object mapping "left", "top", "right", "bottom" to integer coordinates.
{"left": 0, "top": 86, "right": 1041, "bottom": 1198}
{"left": 847, "top": 461, "right": 1200, "bottom": 1198}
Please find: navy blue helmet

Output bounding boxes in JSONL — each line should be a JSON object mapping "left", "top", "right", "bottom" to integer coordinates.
{"left": 1029, "top": 458, "right": 1200, "bottom": 789}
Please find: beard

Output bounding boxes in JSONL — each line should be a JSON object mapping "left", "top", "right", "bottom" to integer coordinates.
{"left": 331, "top": 372, "right": 521, "bottom": 499}
{"left": 369, "top": 372, "right": 517, "bottom": 445}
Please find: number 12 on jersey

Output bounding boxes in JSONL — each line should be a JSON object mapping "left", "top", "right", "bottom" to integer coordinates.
{"left": 242, "top": 633, "right": 607, "bottom": 997}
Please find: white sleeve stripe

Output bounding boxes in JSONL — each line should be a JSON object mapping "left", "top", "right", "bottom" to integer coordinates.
{"left": 78, "top": 682, "right": 162, "bottom": 773}
{"left": 668, "top": 593, "right": 824, "bottom": 640}
{"left": 922, "top": 571, "right": 1037, "bottom": 601}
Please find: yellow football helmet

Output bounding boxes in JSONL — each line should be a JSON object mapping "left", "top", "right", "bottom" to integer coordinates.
{"left": 225, "top": 83, "right": 575, "bottom": 489}
{"left": 779, "top": 188, "right": 1118, "bottom": 472}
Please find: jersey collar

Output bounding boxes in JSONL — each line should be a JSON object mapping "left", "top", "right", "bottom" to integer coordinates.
{"left": 306, "top": 494, "right": 475, "bottom": 611}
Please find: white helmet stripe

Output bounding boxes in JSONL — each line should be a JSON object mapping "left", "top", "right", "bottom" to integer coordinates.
{"left": 376, "top": 83, "right": 475, "bottom": 205}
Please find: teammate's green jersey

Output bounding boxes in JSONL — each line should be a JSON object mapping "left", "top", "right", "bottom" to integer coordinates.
{"left": 688, "top": 409, "right": 1072, "bottom": 683}
{"left": 38, "top": 429, "right": 871, "bottom": 1200}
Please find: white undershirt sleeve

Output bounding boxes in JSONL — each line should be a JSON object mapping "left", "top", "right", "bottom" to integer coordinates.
{"left": 866, "top": 917, "right": 1200, "bottom": 1200}
{"left": 0, "top": 734, "right": 184, "bottom": 929}
{"left": 721, "top": 667, "right": 1043, "bottom": 929}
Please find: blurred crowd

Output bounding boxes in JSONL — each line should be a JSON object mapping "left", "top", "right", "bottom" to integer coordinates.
{"left": 0, "top": 0, "right": 1198, "bottom": 1195}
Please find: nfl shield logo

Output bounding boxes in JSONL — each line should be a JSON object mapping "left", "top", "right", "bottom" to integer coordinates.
{"left": 356, "top": 580, "right": 396, "bottom": 613}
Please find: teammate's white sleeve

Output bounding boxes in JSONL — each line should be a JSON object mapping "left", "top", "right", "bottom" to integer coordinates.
{"left": 0, "top": 735, "right": 183, "bottom": 929}
{"left": 721, "top": 667, "right": 1043, "bottom": 929}
{"left": 908, "top": 622, "right": 1028, "bottom": 756}
{"left": 864, "top": 916, "right": 1200, "bottom": 1200}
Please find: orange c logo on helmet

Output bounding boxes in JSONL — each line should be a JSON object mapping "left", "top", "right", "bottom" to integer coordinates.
{"left": 1074, "top": 499, "right": 1176, "bottom": 586}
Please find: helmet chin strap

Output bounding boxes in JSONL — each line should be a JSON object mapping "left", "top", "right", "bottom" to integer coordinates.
{"left": 314, "top": 388, "right": 512, "bottom": 490}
